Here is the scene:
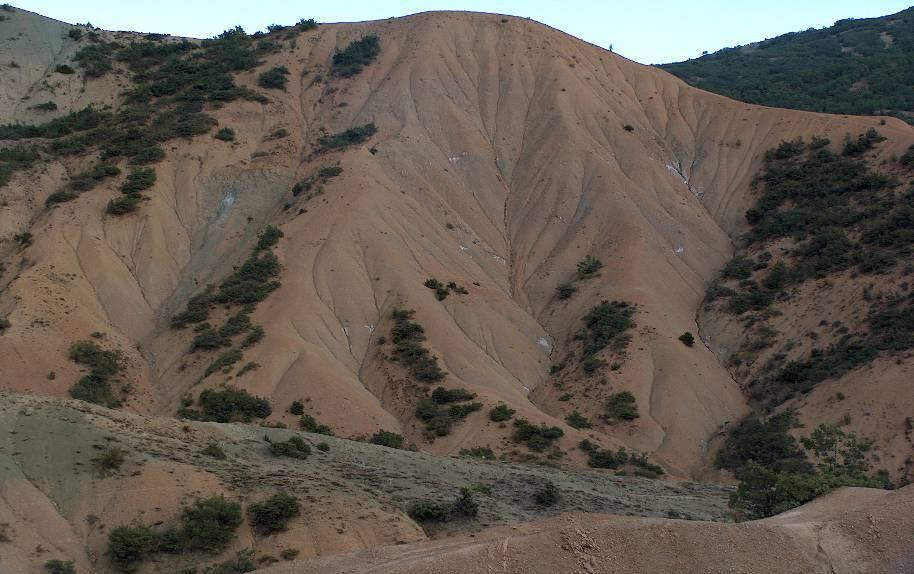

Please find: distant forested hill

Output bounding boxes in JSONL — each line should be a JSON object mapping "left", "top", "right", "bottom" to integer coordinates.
{"left": 660, "top": 7, "right": 914, "bottom": 122}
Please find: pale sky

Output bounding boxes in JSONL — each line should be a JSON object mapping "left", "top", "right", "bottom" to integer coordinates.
{"left": 13, "top": 1, "right": 913, "bottom": 64}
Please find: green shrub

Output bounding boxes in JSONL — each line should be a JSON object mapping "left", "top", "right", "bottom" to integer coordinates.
{"left": 565, "top": 410, "right": 592, "bottom": 429}
{"left": 47, "top": 190, "right": 80, "bottom": 206}
{"left": 255, "top": 225, "right": 283, "bottom": 250}
{"left": 69, "top": 340, "right": 124, "bottom": 378}
{"left": 181, "top": 495, "right": 242, "bottom": 552}
{"left": 299, "top": 414, "right": 333, "bottom": 435}
{"left": 184, "top": 387, "right": 271, "bottom": 422}
{"left": 678, "top": 332, "right": 695, "bottom": 347}
{"left": 317, "top": 123, "right": 377, "bottom": 151}
{"left": 248, "top": 492, "right": 300, "bottom": 533}
{"left": 556, "top": 283, "right": 577, "bottom": 299}
{"left": 582, "top": 300, "right": 635, "bottom": 358}
{"left": 106, "top": 195, "right": 141, "bottom": 215}
{"left": 389, "top": 309, "right": 445, "bottom": 382}
{"left": 489, "top": 404, "right": 515, "bottom": 422}
{"left": 534, "top": 482, "right": 560, "bottom": 506}
{"left": 297, "top": 18, "right": 318, "bottom": 31}
{"left": 576, "top": 255, "right": 603, "bottom": 278}
{"left": 55, "top": 64, "right": 75, "bottom": 74}
{"left": 44, "top": 560, "right": 76, "bottom": 574}
{"left": 605, "top": 391, "right": 638, "bottom": 422}
{"left": 331, "top": 35, "right": 380, "bottom": 77}
{"left": 289, "top": 400, "right": 304, "bottom": 415}
{"left": 215, "top": 127, "right": 236, "bottom": 141}
{"left": 70, "top": 375, "right": 119, "bottom": 407}
{"left": 121, "top": 168, "right": 156, "bottom": 193}
{"left": 258, "top": 66, "right": 290, "bottom": 89}
{"left": 204, "top": 348, "right": 243, "bottom": 376}
{"left": 370, "top": 430, "right": 404, "bottom": 449}
{"left": 511, "top": 419, "right": 564, "bottom": 452}
{"left": 270, "top": 436, "right": 311, "bottom": 459}
{"left": 586, "top": 446, "right": 628, "bottom": 469}
{"left": 408, "top": 488, "right": 477, "bottom": 522}
{"left": 107, "top": 523, "right": 157, "bottom": 571}
{"left": 74, "top": 42, "right": 118, "bottom": 77}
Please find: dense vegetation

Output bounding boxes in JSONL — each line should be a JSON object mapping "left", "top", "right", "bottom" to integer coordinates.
{"left": 179, "top": 386, "right": 272, "bottom": 422}
{"left": 107, "top": 495, "right": 243, "bottom": 571}
{"left": 707, "top": 133, "right": 914, "bottom": 408}
{"left": 717, "top": 412, "right": 890, "bottom": 518}
{"left": 661, "top": 7, "right": 914, "bottom": 123}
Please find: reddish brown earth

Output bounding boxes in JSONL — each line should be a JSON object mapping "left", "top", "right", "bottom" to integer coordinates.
{"left": 1, "top": 6, "right": 913, "bottom": 573}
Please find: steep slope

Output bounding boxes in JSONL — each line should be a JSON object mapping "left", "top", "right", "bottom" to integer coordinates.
{"left": 1, "top": 8, "right": 913, "bottom": 483}
{"left": 661, "top": 7, "right": 914, "bottom": 123}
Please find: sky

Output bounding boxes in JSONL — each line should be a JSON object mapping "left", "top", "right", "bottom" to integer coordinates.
{"left": 13, "top": 1, "right": 913, "bottom": 64}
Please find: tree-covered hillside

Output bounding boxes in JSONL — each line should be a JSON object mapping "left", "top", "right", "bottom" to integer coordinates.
{"left": 660, "top": 7, "right": 914, "bottom": 122}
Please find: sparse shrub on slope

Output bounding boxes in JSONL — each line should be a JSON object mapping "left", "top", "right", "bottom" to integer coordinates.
{"left": 511, "top": 419, "right": 564, "bottom": 452}
{"left": 331, "top": 35, "right": 380, "bottom": 77}
{"left": 181, "top": 495, "right": 243, "bottom": 552}
{"left": 316, "top": 123, "right": 377, "bottom": 152}
{"left": 604, "top": 391, "right": 639, "bottom": 422}
{"left": 248, "top": 492, "right": 301, "bottom": 533}
{"left": 370, "top": 430, "right": 405, "bottom": 449}
{"left": 179, "top": 387, "right": 271, "bottom": 422}
{"left": 67, "top": 340, "right": 127, "bottom": 407}
{"left": 270, "top": 436, "right": 311, "bottom": 459}
{"left": 408, "top": 488, "right": 478, "bottom": 522}
{"left": 258, "top": 66, "right": 290, "bottom": 90}
{"left": 388, "top": 308, "right": 445, "bottom": 383}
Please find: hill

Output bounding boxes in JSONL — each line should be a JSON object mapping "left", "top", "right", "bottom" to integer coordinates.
{"left": 660, "top": 7, "right": 914, "bottom": 122}
{"left": 1, "top": 6, "right": 914, "bottom": 571}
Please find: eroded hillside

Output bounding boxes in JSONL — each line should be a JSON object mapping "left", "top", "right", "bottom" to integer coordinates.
{"left": 1, "top": 6, "right": 913, "bottom": 484}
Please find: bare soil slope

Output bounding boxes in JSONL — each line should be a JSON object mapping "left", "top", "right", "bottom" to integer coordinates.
{"left": 270, "top": 485, "right": 914, "bottom": 574}
{"left": 1, "top": 9, "right": 913, "bottom": 481}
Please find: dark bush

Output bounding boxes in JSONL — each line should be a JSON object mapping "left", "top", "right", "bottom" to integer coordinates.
{"left": 55, "top": 64, "right": 75, "bottom": 74}
{"left": 106, "top": 195, "right": 141, "bottom": 215}
{"left": 565, "top": 410, "right": 592, "bottom": 429}
{"left": 582, "top": 300, "right": 635, "bottom": 358}
{"left": 121, "top": 168, "right": 156, "bottom": 193}
{"left": 576, "top": 255, "right": 603, "bottom": 277}
{"left": 317, "top": 123, "right": 377, "bottom": 151}
{"left": 556, "top": 283, "right": 577, "bottom": 299}
{"left": 107, "top": 523, "right": 156, "bottom": 570}
{"left": 255, "top": 225, "right": 283, "bottom": 250}
{"left": 289, "top": 400, "right": 304, "bottom": 415}
{"left": 678, "top": 332, "right": 695, "bottom": 347}
{"left": 215, "top": 127, "right": 236, "bottom": 141}
{"left": 47, "top": 190, "right": 80, "bottom": 206}
{"left": 248, "top": 492, "right": 301, "bottom": 533}
{"left": 534, "top": 482, "right": 560, "bottom": 506}
{"left": 181, "top": 495, "right": 243, "bottom": 552}
{"left": 605, "top": 391, "right": 638, "bottom": 421}
{"left": 489, "top": 404, "right": 515, "bottom": 422}
{"left": 370, "top": 430, "right": 404, "bottom": 449}
{"left": 186, "top": 387, "right": 271, "bottom": 422}
{"left": 44, "top": 560, "right": 76, "bottom": 574}
{"left": 299, "top": 414, "right": 333, "bottom": 435}
{"left": 331, "top": 35, "right": 380, "bottom": 77}
{"left": 511, "top": 419, "right": 564, "bottom": 452}
{"left": 408, "top": 488, "right": 478, "bottom": 522}
{"left": 258, "top": 66, "right": 290, "bottom": 90}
